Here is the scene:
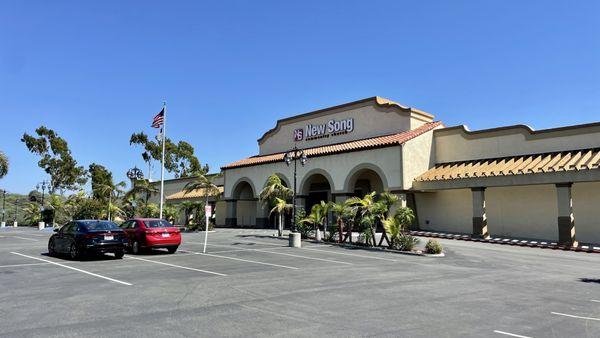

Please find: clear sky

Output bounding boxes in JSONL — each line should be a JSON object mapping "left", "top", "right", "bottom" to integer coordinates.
{"left": 1, "top": 0, "right": 599, "bottom": 194}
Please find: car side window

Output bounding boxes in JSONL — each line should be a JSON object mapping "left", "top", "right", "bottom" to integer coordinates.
{"left": 120, "top": 221, "right": 130, "bottom": 229}
{"left": 59, "top": 222, "right": 72, "bottom": 234}
{"left": 132, "top": 221, "right": 140, "bottom": 229}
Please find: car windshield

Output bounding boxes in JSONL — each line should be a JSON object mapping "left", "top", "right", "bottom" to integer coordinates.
{"left": 144, "top": 220, "right": 173, "bottom": 228}
{"left": 81, "top": 221, "right": 120, "bottom": 230}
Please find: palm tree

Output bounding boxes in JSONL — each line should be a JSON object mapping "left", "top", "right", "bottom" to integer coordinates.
{"left": 376, "top": 192, "right": 400, "bottom": 246}
{"left": 346, "top": 192, "right": 379, "bottom": 246}
{"left": 22, "top": 202, "right": 41, "bottom": 226}
{"left": 184, "top": 172, "right": 221, "bottom": 231}
{"left": 0, "top": 151, "right": 8, "bottom": 179}
{"left": 300, "top": 203, "right": 327, "bottom": 239}
{"left": 330, "top": 201, "right": 352, "bottom": 243}
{"left": 125, "top": 179, "right": 158, "bottom": 207}
{"left": 98, "top": 181, "right": 126, "bottom": 221}
{"left": 259, "top": 174, "right": 292, "bottom": 231}
{"left": 270, "top": 197, "right": 292, "bottom": 237}
{"left": 47, "top": 194, "right": 65, "bottom": 226}
{"left": 383, "top": 207, "right": 416, "bottom": 250}
{"left": 178, "top": 200, "right": 197, "bottom": 227}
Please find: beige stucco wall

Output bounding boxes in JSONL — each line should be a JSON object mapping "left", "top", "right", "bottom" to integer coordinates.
{"left": 486, "top": 185, "right": 557, "bottom": 240}
{"left": 259, "top": 101, "right": 429, "bottom": 155}
{"left": 401, "top": 129, "right": 437, "bottom": 190}
{"left": 573, "top": 182, "right": 600, "bottom": 244}
{"left": 224, "top": 145, "right": 404, "bottom": 199}
{"left": 435, "top": 125, "right": 600, "bottom": 163}
{"left": 415, "top": 189, "right": 472, "bottom": 234}
{"left": 215, "top": 200, "right": 226, "bottom": 226}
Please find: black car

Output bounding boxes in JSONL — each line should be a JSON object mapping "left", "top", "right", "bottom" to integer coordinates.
{"left": 48, "top": 220, "right": 128, "bottom": 259}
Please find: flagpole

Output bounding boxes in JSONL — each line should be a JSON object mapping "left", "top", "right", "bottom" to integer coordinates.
{"left": 159, "top": 102, "right": 167, "bottom": 219}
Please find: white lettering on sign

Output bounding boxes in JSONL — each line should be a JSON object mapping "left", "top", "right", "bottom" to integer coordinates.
{"left": 294, "top": 118, "right": 354, "bottom": 141}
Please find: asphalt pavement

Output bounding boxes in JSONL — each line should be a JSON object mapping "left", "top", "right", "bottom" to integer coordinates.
{"left": 0, "top": 227, "right": 599, "bottom": 337}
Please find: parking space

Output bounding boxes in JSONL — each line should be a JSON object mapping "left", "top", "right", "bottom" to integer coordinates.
{"left": 1, "top": 227, "right": 599, "bottom": 337}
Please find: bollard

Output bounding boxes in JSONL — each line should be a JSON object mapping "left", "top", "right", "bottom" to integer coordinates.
{"left": 13, "top": 221, "right": 18, "bottom": 228}
{"left": 38, "top": 221, "right": 45, "bottom": 230}
{"left": 289, "top": 232, "right": 301, "bottom": 248}
{"left": 0, "top": 221, "right": 5, "bottom": 228}
{"left": 315, "top": 229, "right": 321, "bottom": 242}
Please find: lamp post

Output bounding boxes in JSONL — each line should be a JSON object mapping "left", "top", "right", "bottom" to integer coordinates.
{"left": 283, "top": 146, "right": 307, "bottom": 247}
{"left": 127, "top": 167, "right": 144, "bottom": 215}
{"left": 36, "top": 180, "right": 50, "bottom": 229}
{"left": 1, "top": 189, "right": 6, "bottom": 228}
{"left": 13, "top": 198, "right": 19, "bottom": 227}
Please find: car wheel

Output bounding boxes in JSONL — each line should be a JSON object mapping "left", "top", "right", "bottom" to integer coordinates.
{"left": 48, "top": 238, "right": 56, "bottom": 256}
{"left": 132, "top": 240, "right": 141, "bottom": 254}
{"left": 69, "top": 243, "right": 80, "bottom": 260}
{"left": 114, "top": 250, "right": 124, "bottom": 259}
{"left": 167, "top": 246, "right": 178, "bottom": 254}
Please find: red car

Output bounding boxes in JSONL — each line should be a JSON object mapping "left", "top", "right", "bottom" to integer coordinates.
{"left": 120, "top": 218, "right": 181, "bottom": 254}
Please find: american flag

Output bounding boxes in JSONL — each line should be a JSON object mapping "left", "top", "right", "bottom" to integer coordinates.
{"left": 151, "top": 108, "right": 164, "bottom": 128}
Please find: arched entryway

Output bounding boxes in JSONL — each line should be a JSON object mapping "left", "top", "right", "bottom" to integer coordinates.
{"left": 301, "top": 170, "right": 333, "bottom": 215}
{"left": 231, "top": 179, "right": 257, "bottom": 227}
{"left": 344, "top": 165, "right": 387, "bottom": 197}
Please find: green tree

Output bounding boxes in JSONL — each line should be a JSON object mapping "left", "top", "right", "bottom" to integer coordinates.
{"left": 178, "top": 200, "right": 197, "bottom": 227}
{"left": 89, "top": 163, "right": 114, "bottom": 201}
{"left": 331, "top": 201, "right": 352, "bottom": 243}
{"left": 22, "top": 202, "right": 41, "bottom": 226}
{"left": 163, "top": 204, "right": 178, "bottom": 224}
{"left": 0, "top": 151, "right": 8, "bottom": 179}
{"left": 124, "top": 179, "right": 158, "bottom": 207}
{"left": 270, "top": 197, "right": 292, "bottom": 237}
{"left": 21, "top": 126, "right": 87, "bottom": 193}
{"left": 129, "top": 132, "right": 202, "bottom": 178}
{"left": 382, "top": 207, "right": 417, "bottom": 250}
{"left": 259, "top": 174, "right": 292, "bottom": 232}
{"left": 346, "top": 192, "right": 379, "bottom": 246}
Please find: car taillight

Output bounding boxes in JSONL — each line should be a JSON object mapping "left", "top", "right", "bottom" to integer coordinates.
{"left": 84, "top": 233, "right": 97, "bottom": 238}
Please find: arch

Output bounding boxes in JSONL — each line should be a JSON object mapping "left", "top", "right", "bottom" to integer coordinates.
{"left": 299, "top": 168, "right": 335, "bottom": 195}
{"left": 262, "top": 173, "right": 291, "bottom": 189}
{"left": 343, "top": 163, "right": 389, "bottom": 195}
{"left": 231, "top": 177, "right": 257, "bottom": 199}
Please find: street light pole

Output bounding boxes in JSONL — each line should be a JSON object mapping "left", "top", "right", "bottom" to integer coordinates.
{"left": 127, "top": 167, "right": 144, "bottom": 217}
{"left": 1, "top": 189, "right": 6, "bottom": 227}
{"left": 13, "top": 198, "right": 19, "bottom": 227}
{"left": 284, "top": 146, "right": 307, "bottom": 247}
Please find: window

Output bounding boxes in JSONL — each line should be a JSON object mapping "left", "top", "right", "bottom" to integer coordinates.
{"left": 143, "top": 220, "right": 173, "bottom": 228}
{"left": 81, "top": 221, "right": 119, "bottom": 230}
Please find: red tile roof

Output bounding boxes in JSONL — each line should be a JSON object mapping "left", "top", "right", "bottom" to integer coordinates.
{"left": 222, "top": 121, "right": 442, "bottom": 170}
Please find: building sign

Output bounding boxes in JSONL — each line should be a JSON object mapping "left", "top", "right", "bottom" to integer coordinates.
{"left": 294, "top": 118, "right": 354, "bottom": 142}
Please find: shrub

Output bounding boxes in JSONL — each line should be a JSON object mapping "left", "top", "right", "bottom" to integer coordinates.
{"left": 425, "top": 239, "right": 443, "bottom": 254}
{"left": 397, "top": 234, "right": 420, "bottom": 251}
{"left": 294, "top": 209, "right": 312, "bottom": 238}
{"left": 325, "top": 224, "right": 339, "bottom": 242}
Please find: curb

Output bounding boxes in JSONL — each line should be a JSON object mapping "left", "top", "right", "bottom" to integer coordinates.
{"left": 304, "top": 240, "right": 445, "bottom": 258}
{"left": 409, "top": 231, "right": 600, "bottom": 254}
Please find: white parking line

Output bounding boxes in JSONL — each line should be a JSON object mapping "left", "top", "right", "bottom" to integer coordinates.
{"left": 183, "top": 249, "right": 299, "bottom": 270}
{"left": 10, "top": 252, "right": 132, "bottom": 286}
{"left": 200, "top": 243, "right": 353, "bottom": 265}
{"left": 0, "top": 262, "right": 51, "bottom": 268}
{"left": 126, "top": 256, "right": 227, "bottom": 276}
{"left": 299, "top": 246, "right": 399, "bottom": 262}
{"left": 493, "top": 330, "right": 532, "bottom": 338}
{"left": 591, "top": 300, "right": 600, "bottom": 303}
{"left": 551, "top": 312, "right": 600, "bottom": 321}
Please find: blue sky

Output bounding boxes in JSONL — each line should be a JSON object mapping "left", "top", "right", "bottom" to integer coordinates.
{"left": 1, "top": 0, "right": 599, "bottom": 194}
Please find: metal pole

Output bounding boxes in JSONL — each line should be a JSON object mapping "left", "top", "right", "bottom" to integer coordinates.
{"left": 159, "top": 102, "right": 167, "bottom": 219}
{"left": 203, "top": 192, "right": 209, "bottom": 253}
{"left": 14, "top": 199, "right": 18, "bottom": 223}
{"left": 1, "top": 190, "right": 5, "bottom": 224}
{"left": 292, "top": 147, "right": 297, "bottom": 232}
{"left": 108, "top": 192, "right": 112, "bottom": 221}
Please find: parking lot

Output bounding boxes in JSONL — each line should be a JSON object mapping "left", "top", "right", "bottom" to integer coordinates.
{"left": 0, "top": 227, "right": 599, "bottom": 337}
